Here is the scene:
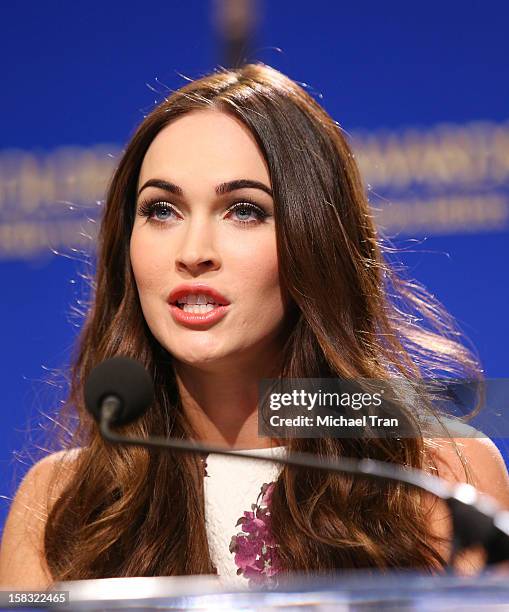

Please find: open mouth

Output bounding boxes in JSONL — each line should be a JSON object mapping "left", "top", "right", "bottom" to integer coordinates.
{"left": 173, "top": 302, "right": 221, "bottom": 313}
{"left": 169, "top": 297, "right": 230, "bottom": 327}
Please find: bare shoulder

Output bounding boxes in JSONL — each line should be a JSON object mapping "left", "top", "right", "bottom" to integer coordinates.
{"left": 421, "top": 418, "right": 509, "bottom": 573}
{"left": 424, "top": 418, "right": 509, "bottom": 509}
{"left": 0, "top": 448, "right": 83, "bottom": 589}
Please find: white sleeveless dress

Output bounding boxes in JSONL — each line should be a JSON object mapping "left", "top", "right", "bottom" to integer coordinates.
{"left": 203, "top": 445, "right": 288, "bottom": 588}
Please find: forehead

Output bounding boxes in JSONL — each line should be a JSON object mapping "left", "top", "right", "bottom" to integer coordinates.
{"left": 137, "top": 109, "right": 271, "bottom": 190}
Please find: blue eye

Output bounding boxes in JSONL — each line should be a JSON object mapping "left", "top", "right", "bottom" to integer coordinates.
{"left": 136, "top": 198, "right": 269, "bottom": 228}
{"left": 153, "top": 204, "right": 176, "bottom": 222}
{"left": 137, "top": 200, "right": 177, "bottom": 223}
{"left": 228, "top": 201, "right": 268, "bottom": 226}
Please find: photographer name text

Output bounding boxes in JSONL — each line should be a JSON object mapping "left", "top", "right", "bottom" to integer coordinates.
{"left": 269, "top": 414, "right": 399, "bottom": 428}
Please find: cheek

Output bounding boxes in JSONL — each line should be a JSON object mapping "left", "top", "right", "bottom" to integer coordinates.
{"left": 231, "top": 240, "right": 284, "bottom": 312}
{"left": 129, "top": 234, "right": 169, "bottom": 346}
{"left": 130, "top": 232, "right": 160, "bottom": 287}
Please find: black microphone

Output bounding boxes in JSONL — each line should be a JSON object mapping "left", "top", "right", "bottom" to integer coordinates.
{"left": 84, "top": 355, "right": 154, "bottom": 427}
{"left": 84, "top": 355, "right": 509, "bottom": 568}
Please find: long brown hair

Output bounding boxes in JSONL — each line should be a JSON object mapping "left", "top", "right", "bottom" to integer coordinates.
{"left": 43, "top": 63, "right": 482, "bottom": 581}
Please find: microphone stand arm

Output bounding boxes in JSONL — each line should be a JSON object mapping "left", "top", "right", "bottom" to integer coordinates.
{"left": 99, "top": 399, "right": 509, "bottom": 568}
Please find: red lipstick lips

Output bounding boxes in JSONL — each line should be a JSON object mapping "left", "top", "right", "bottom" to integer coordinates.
{"left": 168, "top": 283, "right": 231, "bottom": 329}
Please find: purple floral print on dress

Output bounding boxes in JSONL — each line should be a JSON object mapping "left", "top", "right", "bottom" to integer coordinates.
{"left": 229, "top": 481, "right": 282, "bottom": 587}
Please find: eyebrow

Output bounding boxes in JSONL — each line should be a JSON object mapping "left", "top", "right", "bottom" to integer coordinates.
{"left": 137, "top": 178, "right": 273, "bottom": 199}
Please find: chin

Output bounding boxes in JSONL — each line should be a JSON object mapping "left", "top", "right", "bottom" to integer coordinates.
{"left": 172, "top": 346, "right": 232, "bottom": 368}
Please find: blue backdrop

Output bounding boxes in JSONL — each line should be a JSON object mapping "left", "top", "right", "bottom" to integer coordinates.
{"left": 1, "top": 1, "right": 508, "bottom": 533}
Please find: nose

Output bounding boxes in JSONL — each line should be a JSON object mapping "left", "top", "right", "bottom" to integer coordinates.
{"left": 174, "top": 214, "right": 221, "bottom": 276}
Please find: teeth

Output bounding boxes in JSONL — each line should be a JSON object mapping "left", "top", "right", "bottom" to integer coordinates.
{"left": 182, "top": 304, "right": 217, "bottom": 314}
{"left": 177, "top": 293, "right": 218, "bottom": 305}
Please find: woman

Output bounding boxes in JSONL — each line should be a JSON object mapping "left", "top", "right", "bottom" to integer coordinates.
{"left": 1, "top": 62, "right": 509, "bottom": 589}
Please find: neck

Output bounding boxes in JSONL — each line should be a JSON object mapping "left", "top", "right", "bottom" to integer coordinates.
{"left": 172, "top": 350, "right": 285, "bottom": 450}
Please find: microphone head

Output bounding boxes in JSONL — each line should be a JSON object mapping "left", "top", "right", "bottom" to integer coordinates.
{"left": 84, "top": 356, "right": 154, "bottom": 426}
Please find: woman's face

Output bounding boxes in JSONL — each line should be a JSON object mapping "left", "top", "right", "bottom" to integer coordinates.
{"left": 130, "top": 109, "right": 289, "bottom": 372}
